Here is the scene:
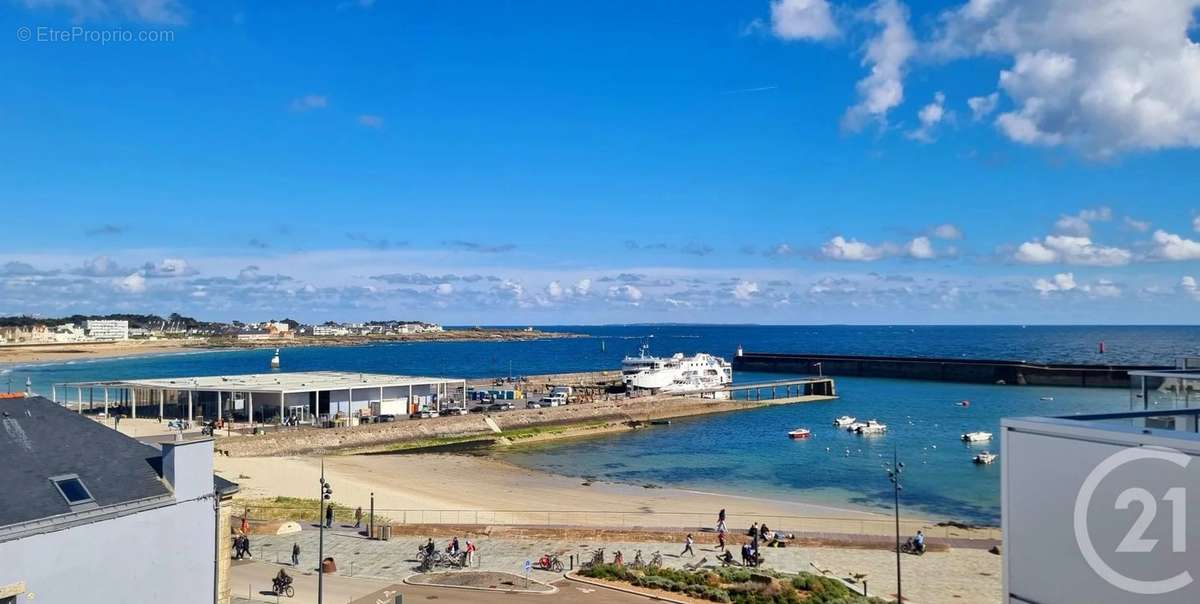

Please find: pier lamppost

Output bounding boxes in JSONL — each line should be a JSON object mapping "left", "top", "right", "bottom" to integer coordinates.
{"left": 318, "top": 460, "right": 333, "bottom": 604}
{"left": 885, "top": 447, "right": 904, "bottom": 602}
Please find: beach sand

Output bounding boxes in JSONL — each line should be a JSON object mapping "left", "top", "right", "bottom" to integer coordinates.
{"left": 0, "top": 339, "right": 208, "bottom": 365}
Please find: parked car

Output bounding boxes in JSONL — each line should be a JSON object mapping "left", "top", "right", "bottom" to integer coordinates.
{"left": 526, "top": 400, "right": 543, "bottom": 409}
{"left": 410, "top": 410, "right": 440, "bottom": 419}
{"left": 469, "top": 405, "right": 488, "bottom": 414}
{"left": 445, "top": 407, "right": 469, "bottom": 416}
{"left": 486, "top": 402, "right": 514, "bottom": 412}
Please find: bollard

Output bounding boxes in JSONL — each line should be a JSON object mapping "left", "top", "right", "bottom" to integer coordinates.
{"left": 570, "top": 554, "right": 574, "bottom": 570}
{"left": 862, "top": 581, "right": 868, "bottom": 597}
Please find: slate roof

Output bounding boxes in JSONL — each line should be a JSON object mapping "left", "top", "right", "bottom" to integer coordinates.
{"left": 0, "top": 396, "right": 171, "bottom": 528}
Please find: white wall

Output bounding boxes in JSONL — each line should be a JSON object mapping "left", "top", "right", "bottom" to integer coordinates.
{"left": 0, "top": 497, "right": 217, "bottom": 604}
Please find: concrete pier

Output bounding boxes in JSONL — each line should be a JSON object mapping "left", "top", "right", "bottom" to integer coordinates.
{"left": 733, "top": 352, "right": 1169, "bottom": 388}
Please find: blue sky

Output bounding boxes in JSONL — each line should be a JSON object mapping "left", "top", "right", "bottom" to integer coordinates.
{"left": 2, "top": 0, "right": 1200, "bottom": 324}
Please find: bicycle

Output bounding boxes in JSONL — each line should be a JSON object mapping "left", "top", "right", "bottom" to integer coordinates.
{"left": 648, "top": 551, "right": 663, "bottom": 569}
{"left": 583, "top": 548, "right": 605, "bottom": 569}
{"left": 536, "top": 553, "right": 565, "bottom": 572}
{"left": 628, "top": 550, "right": 645, "bottom": 570}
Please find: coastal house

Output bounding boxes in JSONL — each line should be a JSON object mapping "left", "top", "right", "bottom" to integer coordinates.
{"left": 84, "top": 319, "right": 129, "bottom": 340}
{"left": 0, "top": 396, "right": 238, "bottom": 604}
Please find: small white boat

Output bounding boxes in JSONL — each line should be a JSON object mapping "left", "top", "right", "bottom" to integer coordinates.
{"left": 787, "top": 428, "right": 812, "bottom": 439}
{"left": 833, "top": 416, "right": 857, "bottom": 427}
{"left": 973, "top": 451, "right": 998, "bottom": 464}
{"left": 955, "top": 400, "right": 970, "bottom": 407}
{"left": 856, "top": 420, "right": 888, "bottom": 435}
{"left": 846, "top": 421, "right": 868, "bottom": 432}
{"left": 1040, "top": 396, "right": 1054, "bottom": 401}
{"left": 962, "top": 431, "right": 993, "bottom": 442}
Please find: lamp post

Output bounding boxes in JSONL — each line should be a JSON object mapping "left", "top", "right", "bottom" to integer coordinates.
{"left": 886, "top": 446, "right": 904, "bottom": 602}
{"left": 813, "top": 362, "right": 823, "bottom": 377}
{"left": 318, "top": 459, "right": 333, "bottom": 604}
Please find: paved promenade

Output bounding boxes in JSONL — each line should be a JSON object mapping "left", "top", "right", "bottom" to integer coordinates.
{"left": 238, "top": 522, "right": 999, "bottom": 603}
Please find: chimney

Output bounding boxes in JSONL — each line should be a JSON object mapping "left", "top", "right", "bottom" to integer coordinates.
{"left": 161, "top": 438, "right": 214, "bottom": 501}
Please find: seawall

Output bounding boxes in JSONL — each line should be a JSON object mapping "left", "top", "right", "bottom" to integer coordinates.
{"left": 733, "top": 352, "right": 1167, "bottom": 388}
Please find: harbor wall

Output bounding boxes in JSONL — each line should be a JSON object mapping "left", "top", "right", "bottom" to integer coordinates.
{"left": 733, "top": 352, "right": 1167, "bottom": 388}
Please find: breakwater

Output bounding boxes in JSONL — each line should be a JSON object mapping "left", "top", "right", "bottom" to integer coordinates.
{"left": 733, "top": 352, "right": 1167, "bottom": 388}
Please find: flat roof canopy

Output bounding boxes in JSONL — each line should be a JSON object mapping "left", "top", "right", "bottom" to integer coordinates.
{"left": 57, "top": 371, "right": 465, "bottom": 394}
{"left": 1128, "top": 369, "right": 1200, "bottom": 380}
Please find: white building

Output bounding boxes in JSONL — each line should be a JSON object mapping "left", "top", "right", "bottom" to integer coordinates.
{"left": 312, "top": 325, "right": 349, "bottom": 337}
{"left": 85, "top": 319, "right": 129, "bottom": 341}
{"left": 0, "top": 396, "right": 238, "bottom": 604}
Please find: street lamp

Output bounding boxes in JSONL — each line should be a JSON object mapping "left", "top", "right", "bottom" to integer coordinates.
{"left": 885, "top": 447, "right": 904, "bottom": 602}
{"left": 318, "top": 459, "right": 333, "bottom": 604}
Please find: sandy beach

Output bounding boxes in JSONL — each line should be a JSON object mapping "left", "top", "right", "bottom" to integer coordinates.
{"left": 0, "top": 339, "right": 210, "bottom": 365}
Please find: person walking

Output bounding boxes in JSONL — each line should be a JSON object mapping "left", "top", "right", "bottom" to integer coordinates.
{"left": 354, "top": 506, "right": 363, "bottom": 529}
{"left": 681, "top": 533, "right": 695, "bottom": 558}
{"left": 465, "top": 539, "right": 476, "bottom": 567}
{"left": 291, "top": 542, "right": 301, "bottom": 566}
{"left": 325, "top": 503, "right": 334, "bottom": 528}
{"left": 718, "top": 525, "right": 727, "bottom": 551}
{"left": 718, "top": 508, "right": 726, "bottom": 526}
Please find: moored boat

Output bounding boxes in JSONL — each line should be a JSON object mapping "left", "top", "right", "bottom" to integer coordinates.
{"left": 833, "top": 415, "right": 857, "bottom": 427}
{"left": 961, "top": 431, "right": 993, "bottom": 442}
{"left": 973, "top": 451, "right": 998, "bottom": 464}
{"left": 855, "top": 420, "right": 888, "bottom": 435}
{"left": 787, "top": 428, "right": 812, "bottom": 439}
{"left": 846, "top": 421, "right": 867, "bottom": 432}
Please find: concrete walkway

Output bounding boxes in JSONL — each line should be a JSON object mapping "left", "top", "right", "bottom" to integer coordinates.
{"left": 239, "top": 523, "right": 999, "bottom": 603}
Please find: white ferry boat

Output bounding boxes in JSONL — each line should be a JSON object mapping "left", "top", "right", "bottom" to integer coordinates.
{"left": 621, "top": 345, "right": 733, "bottom": 394}
{"left": 961, "top": 431, "right": 993, "bottom": 442}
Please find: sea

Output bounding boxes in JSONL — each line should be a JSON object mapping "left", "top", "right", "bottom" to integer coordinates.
{"left": 6, "top": 324, "right": 1198, "bottom": 525}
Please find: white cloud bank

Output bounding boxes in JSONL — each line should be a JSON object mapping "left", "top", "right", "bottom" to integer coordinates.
{"left": 1013, "top": 235, "right": 1131, "bottom": 267}
{"left": 770, "top": 0, "right": 840, "bottom": 40}
{"left": 841, "top": 0, "right": 916, "bottom": 132}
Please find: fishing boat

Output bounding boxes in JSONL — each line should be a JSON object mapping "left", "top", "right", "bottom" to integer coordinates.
{"left": 855, "top": 420, "right": 888, "bottom": 435}
{"left": 961, "top": 431, "right": 993, "bottom": 442}
{"left": 973, "top": 451, "right": 999, "bottom": 464}
{"left": 787, "top": 428, "right": 812, "bottom": 439}
{"left": 833, "top": 415, "right": 857, "bottom": 427}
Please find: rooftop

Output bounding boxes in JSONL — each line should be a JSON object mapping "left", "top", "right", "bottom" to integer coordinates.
{"left": 58, "top": 370, "right": 465, "bottom": 394}
{"left": 0, "top": 396, "right": 170, "bottom": 529}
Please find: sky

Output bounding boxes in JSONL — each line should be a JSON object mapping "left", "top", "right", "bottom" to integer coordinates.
{"left": 2, "top": 0, "right": 1200, "bottom": 325}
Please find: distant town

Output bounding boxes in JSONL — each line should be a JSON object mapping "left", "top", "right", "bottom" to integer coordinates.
{"left": 0, "top": 313, "right": 451, "bottom": 345}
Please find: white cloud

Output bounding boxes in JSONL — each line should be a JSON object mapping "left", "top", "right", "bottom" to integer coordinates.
{"left": 931, "top": 223, "right": 963, "bottom": 239}
{"left": 545, "top": 281, "right": 564, "bottom": 299}
{"left": 116, "top": 272, "right": 146, "bottom": 294}
{"left": 932, "top": 0, "right": 1200, "bottom": 155}
{"left": 733, "top": 280, "right": 760, "bottom": 301}
{"left": 821, "top": 236, "right": 890, "bottom": 261}
{"left": 607, "top": 284, "right": 643, "bottom": 304}
{"left": 290, "top": 95, "right": 328, "bottom": 112}
{"left": 1181, "top": 276, "right": 1200, "bottom": 300}
{"left": 841, "top": 0, "right": 916, "bottom": 132}
{"left": 904, "top": 236, "right": 936, "bottom": 259}
{"left": 770, "top": 0, "right": 840, "bottom": 41}
{"left": 1033, "top": 272, "right": 1120, "bottom": 298}
{"left": 908, "top": 91, "right": 948, "bottom": 142}
{"left": 1123, "top": 216, "right": 1151, "bottom": 232}
{"left": 358, "top": 114, "right": 384, "bottom": 128}
{"left": 435, "top": 283, "right": 454, "bottom": 296}
{"left": 572, "top": 278, "right": 592, "bottom": 296}
{"left": 1150, "top": 230, "right": 1200, "bottom": 261}
{"left": 1014, "top": 235, "right": 1131, "bottom": 266}
{"left": 1054, "top": 206, "right": 1111, "bottom": 236}
{"left": 1194, "top": 216, "right": 1200, "bottom": 233}
{"left": 22, "top": 0, "right": 186, "bottom": 23}
{"left": 967, "top": 92, "right": 999, "bottom": 121}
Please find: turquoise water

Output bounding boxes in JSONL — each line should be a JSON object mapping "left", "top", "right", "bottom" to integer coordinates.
{"left": 497, "top": 371, "right": 1130, "bottom": 524}
{"left": 3, "top": 324, "right": 1179, "bottom": 523}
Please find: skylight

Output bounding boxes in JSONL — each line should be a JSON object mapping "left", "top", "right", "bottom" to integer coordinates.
{"left": 50, "top": 474, "right": 94, "bottom": 505}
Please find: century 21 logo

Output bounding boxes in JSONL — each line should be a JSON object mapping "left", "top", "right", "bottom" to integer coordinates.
{"left": 1073, "top": 447, "right": 1192, "bottom": 595}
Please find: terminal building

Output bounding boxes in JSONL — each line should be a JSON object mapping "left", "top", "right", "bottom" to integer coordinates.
{"left": 52, "top": 371, "right": 468, "bottom": 425}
